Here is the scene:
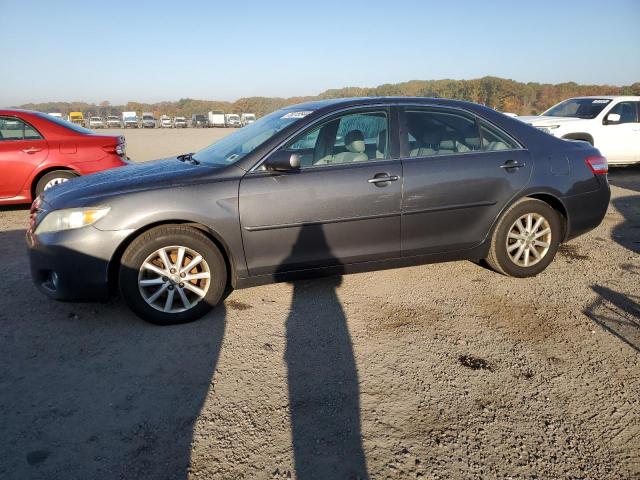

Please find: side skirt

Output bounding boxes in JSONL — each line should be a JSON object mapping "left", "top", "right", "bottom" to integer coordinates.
{"left": 234, "top": 242, "right": 489, "bottom": 289}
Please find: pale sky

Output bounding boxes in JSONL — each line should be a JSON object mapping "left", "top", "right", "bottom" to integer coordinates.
{"left": 1, "top": 0, "right": 639, "bottom": 106}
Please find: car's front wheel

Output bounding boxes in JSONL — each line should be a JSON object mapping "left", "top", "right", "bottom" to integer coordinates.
{"left": 485, "top": 198, "right": 561, "bottom": 277}
{"left": 119, "top": 225, "right": 227, "bottom": 325}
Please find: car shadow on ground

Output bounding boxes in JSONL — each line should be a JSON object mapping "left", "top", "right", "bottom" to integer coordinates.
{"left": 583, "top": 190, "right": 640, "bottom": 353}
{"left": 608, "top": 164, "right": 640, "bottom": 193}
{"left": 0, "top": 204, "right": 30, "bottom": 212}
{"left": 276, "top": 225, "right": 369, "bottom": 479}
{"left": 611, "top": 194, "right": 640, "bottom": 254}
{"left": 583, "top": 285, "right": 640, "bottom": 353}
{"left": 0, "top": 228, "right": 227, "bottom": 479}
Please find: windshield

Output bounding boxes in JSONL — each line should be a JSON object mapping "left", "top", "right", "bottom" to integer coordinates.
{"left": 91, "top": 117, "right": 101, "bottom": 121}
{"left": 36, "top": 112, "right": 94, "bottom": 134}
{"left": 143, "top": 115, "right": 154, "bottom": 120}
{"left": 543, "top": 98, "right": 612, "bottom": 119}
{"left": 194, "top": 108, "right": 313, "bottom": 166}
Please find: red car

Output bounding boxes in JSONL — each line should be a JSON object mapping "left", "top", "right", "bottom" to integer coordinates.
{"left": 0, "top": 109, "right": 128, "bottom": 205}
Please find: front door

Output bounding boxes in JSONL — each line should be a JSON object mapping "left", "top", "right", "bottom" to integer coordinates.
{"left": 239, "top": 107, "right": 402, "bottom": 276}
{"left": 0, "top": 116, "right": 49, "bottom": 199}
{"left": 596, "top": 101, "right": 640, "bottom": 164}
{"left": 399, "top": 107, "right": 532, "bottom": 256}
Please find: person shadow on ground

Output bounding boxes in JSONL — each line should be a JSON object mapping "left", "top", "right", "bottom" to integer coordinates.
{"left": 275, "top": 225, "right": 369, "bottom": 479}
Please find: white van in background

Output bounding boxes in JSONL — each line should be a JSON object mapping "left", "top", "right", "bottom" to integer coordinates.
{"left": 225, "top": 113, "right": 241, "bottom": 128}
{"left": 122, "top": 111, "right": 138, "bottom": 128}
{"left": 160, "top": 115, "right": 172, "bottom": 128}
{"left": 208, "top": 110, "right": 226, "bottom": 128}
{"left": 141, "top": 112, "right": 157, "bottom": 128}
{"left": 241, "top": 113, "right": 256, "bottom": 126}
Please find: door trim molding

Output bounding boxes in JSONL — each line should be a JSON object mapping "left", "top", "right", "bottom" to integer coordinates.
{"left": 244, "top": 211, "right": 401, "bottom": 232}
{"left": 403, "top": 200, "right": 497, "bottom": 216}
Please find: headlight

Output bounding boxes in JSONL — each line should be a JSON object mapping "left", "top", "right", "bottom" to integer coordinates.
{"left": 536, "top": 125, "right": 560, "bottom": 135}
{"left": 35, "top": 207, "right": 110, "bottom": 234}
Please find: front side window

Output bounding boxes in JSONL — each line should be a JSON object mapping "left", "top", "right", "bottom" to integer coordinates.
{"left": 0, "top": 116, "right": 43, "bottom": 141}
{"left": 607, "top": 102, "right": 639, "bottom": 124}
{"left": 284, "top": 110, "right": 390, "bottom": 168}
{"left": 405, "top": 109, "right": 480, "bottom": 157}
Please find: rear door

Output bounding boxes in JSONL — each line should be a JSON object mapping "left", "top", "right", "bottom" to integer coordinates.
{"left": 0, "top": 116, "right": 49, "bottom": 199}
{"left": 239, "top": 106, "right": 402, "bottom": 276}
{"left": 399, "top": 106, "right": 531, "bottom": 256}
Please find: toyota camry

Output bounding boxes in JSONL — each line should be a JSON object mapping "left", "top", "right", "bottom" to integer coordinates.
{"left": 27, "top": 98, "right": 610, "bottom": 325}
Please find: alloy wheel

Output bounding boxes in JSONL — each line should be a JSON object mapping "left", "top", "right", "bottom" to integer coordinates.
{"left": 138, "top": 245, "right": 211, "bottom": 313}
{"left": 505, "top": 213, "right": 552, "bottom": 268}
{"left": 43, "top": 177, "right": 70, "bottom": 190}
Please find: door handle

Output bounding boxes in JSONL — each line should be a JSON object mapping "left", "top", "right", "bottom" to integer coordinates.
{"left": 22, "top": 147, "right": 41, "bottom": 154}
{"left": 500, "top": 161, "right": 526, "bottom": 169}
{"left": 368, "top": 175, "right": 399, "bottom": 184}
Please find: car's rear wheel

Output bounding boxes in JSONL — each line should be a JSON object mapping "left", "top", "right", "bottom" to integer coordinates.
{"left": 485, "top": 198, "right": 561, "bottom": 277}
{"left": 119, "top": 225, "right": 227, "bottom": 325}
{"left": 35, "top": 170, "right": 77, "bottom": 197}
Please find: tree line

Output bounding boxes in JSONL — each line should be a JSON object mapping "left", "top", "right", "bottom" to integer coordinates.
{"left": 16, "top": 76, "right": 640, "bottom": 118}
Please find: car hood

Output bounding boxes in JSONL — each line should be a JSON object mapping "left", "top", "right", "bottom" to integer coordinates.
{"left": 517, "top": 115, "right": 585, "bottom": 126}
{"left": 41, "top": 158, "right": 213, "bottom": 210}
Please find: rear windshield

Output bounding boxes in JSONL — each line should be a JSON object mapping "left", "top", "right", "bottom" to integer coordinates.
{"left": 543, "top": 98, "right": 612, "bottom": 119}
{"left": 35, "top": 112, "right": 93, "bottom": 134}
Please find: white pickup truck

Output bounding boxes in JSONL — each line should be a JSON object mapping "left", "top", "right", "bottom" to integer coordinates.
{"left": 519, "top": 96, "right": 640, "bottom": 165}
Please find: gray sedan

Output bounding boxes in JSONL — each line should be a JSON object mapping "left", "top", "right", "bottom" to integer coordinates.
{"left": 27, "top": 98, "right": 610, "bottom": 324}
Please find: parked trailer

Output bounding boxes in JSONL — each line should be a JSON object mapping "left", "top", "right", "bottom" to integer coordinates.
{"left": 208, "top": 110, "right": 226, "bottom": 128}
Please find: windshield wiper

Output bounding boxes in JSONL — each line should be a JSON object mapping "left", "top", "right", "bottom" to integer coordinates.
{"left": 176, "top": 152, "right": 200, "bottom": 165}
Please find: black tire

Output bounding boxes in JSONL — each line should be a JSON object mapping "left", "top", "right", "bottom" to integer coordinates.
{"left": 485, "top": 198, "right": 561, "bottom": 278}
{"left": 35, "top": 170, "right": 77, "bottom": 197}
{"left": 119, "top": 225, "right": 227, "bottom": 325}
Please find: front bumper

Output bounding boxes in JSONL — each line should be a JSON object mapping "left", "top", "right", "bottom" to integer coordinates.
{"left": 27, "top": 224, "right": 133, "bottom": 301}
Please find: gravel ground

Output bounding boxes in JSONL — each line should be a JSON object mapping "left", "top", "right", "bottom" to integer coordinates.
{"left": 0, "top": 130, "right": 638, "bottom": 479}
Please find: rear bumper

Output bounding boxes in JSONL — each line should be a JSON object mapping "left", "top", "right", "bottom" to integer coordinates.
{"left": 563, "top": 179, "right": 611, "bottom": 241}
{"left": 27, "top": 225, "right": 133, "bottom": 301}
{"left": 73, "top": 155, "right": 128, "bottom": 175}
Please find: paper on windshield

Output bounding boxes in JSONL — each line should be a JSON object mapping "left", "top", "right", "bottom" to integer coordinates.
{"left": 281, "top": 111, "right": 313, "bottom": 119}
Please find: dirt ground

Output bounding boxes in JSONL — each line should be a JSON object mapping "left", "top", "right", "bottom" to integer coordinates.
{"left": 0, "top": 129, "right": 638, "bottom": 480}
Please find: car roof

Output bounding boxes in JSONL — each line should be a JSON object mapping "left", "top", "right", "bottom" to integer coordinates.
{"left": 289, "top": 96, "right": 475, "bottom": 108}
{"left": 567, "top": 95, "right": 640, "bottom": 100}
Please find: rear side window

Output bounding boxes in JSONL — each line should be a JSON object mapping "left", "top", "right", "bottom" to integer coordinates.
{"left": 479, "top": 123, "right": 520, "bottom": 151}
{"left": 405, "top": 109, "right": 480, "bottom": 157}
{"left": 0, "top": 116, "right": 43, "bottom": 141}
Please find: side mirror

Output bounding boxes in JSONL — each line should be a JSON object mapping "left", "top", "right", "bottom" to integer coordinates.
{"left": 264, "top": 150, "right": 301, "bottom": 172}
{"left": 604, "top": 113, "right": 621, "bottom": 125}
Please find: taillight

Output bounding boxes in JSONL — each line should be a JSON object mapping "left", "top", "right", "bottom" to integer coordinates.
{"left": 585, "top": 155, "right": 608, "bottom": 175}
{"left": 102, "top": 137, "right": 126, "bottom": 156}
